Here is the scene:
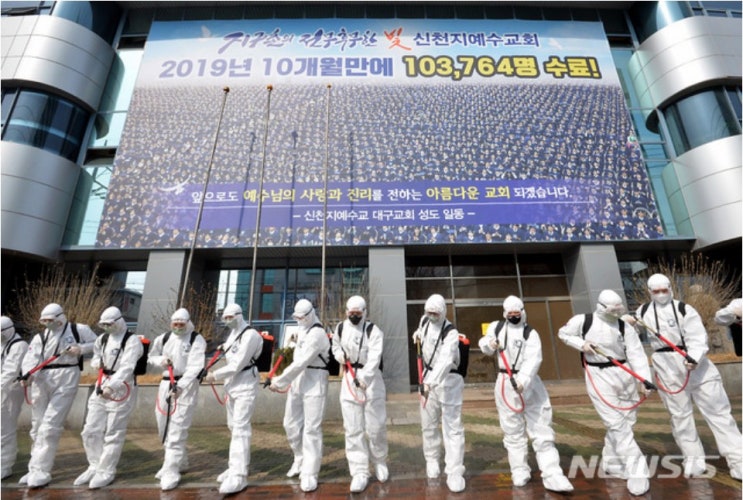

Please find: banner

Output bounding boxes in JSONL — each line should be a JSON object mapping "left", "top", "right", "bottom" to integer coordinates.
{"left": 98, "top": 19, "right": 663, "bottom": 248}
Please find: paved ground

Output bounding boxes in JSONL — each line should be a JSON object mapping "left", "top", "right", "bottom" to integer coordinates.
{"left": 2, "top": 383, "right": 741, "bottom": 499}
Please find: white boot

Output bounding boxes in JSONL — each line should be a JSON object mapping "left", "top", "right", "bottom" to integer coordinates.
{"left": 89, "top": 473, "right": 114, "bottom": 489}
{"left": 426, "top": 460, "right": 440, "bottom": 479}
{"left": 300, "top": 475, "right": 317, "bottom": 492}
{"left": 446, "top": 473, "right": 465, "bottom": 492}
{"left": 627, "top": 477, "right": 649, "bottom": 496}
{"left": 286, "top": 459, "right": 302, "bottom": 478}
{"left": 512, "top": 469, "right": 531, "bottom": 487}
{"left": 73, "top": 468, "right": 96, "bottom": 486}
{"left": 219, "top": 474, "right": 248, "bottom": 494}
{"left": 542, "top": 473, "right": 573, "bottom": 492}
{"left": 350, "top": 474, "right": 368, "bottom": 493}
{"left": 374, "top": 463, "right": 389, "bottom": 483}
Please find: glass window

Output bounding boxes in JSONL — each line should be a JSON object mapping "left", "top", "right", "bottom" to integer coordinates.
{"left": 661, "top": 88, "right": 742, "bottom": 155}
{"left": 520, "top": 276, "right": 569, "bottom": 297}
{"left": 90, "top": 49, "right": 143, "bottom": 148}
{"left": 451, "top": 254, "right": 517, "bottom": 276}
{"left": 629, "top": 1, "right": 693, "bottom": 44}
{"left": 484, "top": 5, "right": 514, "bottom": 19}
{"left": 514, "top": 6, "right": 542, "bottom": 20}
{"left": 600, "top": 9, "right": 631, "bottom": 35}
{"left": 52, "top": 1, "right": 121, "bottom": 45}
{"left": 455, "top": 5, "right": 484, "bottom": 19}
{"left": 517, "top": 254, "right": 565, "bottom": 275}
{"left": 122, "top": 8, "right": 154, "bottom": 35}
{"left": 65, "top": 158, "right": 113, "bottom": 246}
{"left": 2, "top": 89, "right": 89, "bottom": 162}
{"left": 542, "top": 7, "right": 572, "bottom": 21}
{"left": 428, "top": 4, "right": 456, "bottom": 19}
{"left": 452, "top": 277, "right": 519, "bottom": 299}
{"left": 406, "top": 279, "right": 452, "bottom": 300}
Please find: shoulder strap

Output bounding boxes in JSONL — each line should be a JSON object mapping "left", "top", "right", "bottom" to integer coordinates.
{"left": 640, "top": 302, "right": 650, "bottom": 317}
{"left": 581, "top": 313, "right": 593, "bottom": 338}
{"left": 163, "top": 330, "right": 198, "bottom": 347}
{"left": 678, "top": 301, "right": 686, "bottom": 316}
{"left": 101, "top": 333, "right": 110, "bottom": 351}
{"left": 523, "top": 325, "right": 532, "bottom": 341}
{"left": 71, "top": 322, "right": 80, "bottom": 342}
{"left": 494, "top": 320, "right": 506, "bottom": 337}
{"left": 337, "top": 322, "right": 344, "bottom": 338}
{"left": 365, "top": 322, "right": 374, "bottom": 337}
{"left": 618, "top": 319, "right": 625, "bottom": 336}
{"left": 2, "top": 337, "right": 22, "bottom": 360}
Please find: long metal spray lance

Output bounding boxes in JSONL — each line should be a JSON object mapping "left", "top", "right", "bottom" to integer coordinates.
{"left": 320, "top": 84, "right": 331, "bottom": 324}
{"left": 248, "top": 84, "right": 273, "bottom": 323}
{"left": 180, "top": 86, "right": 230, "bottom": 308}
{"left": 623, "top": 314, "right": 697, "bottom": 365}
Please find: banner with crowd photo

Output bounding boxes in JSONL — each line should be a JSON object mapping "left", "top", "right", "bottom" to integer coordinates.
{"left": 97, "top": 18, "right": 663, "bottom": 249}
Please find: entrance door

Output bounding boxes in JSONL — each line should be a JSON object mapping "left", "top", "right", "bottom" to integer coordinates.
{"left": 454, "top": 299, "right": 583, "bottom": 382}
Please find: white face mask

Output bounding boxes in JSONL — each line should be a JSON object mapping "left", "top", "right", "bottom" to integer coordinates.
{"left": 100, "top": 324, "right": 118, "bottom": 334}
{"left": 172, "top": 323, "right": 187, "bottom": 335}
{"left": 1, "top": 327, "right": 14, "bottom": 343}
{"left": 653, "top": 293, "right": 671, "bottom": 306}
{"left": 426, "top": 312, "right": 443, "bottom": 325}
{"left": 223, "top": 316, "right": 238, "bottom": 329}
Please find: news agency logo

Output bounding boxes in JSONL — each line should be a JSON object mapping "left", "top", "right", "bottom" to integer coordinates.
{"left": 567, "top": 455, "right": 719, "bottom": 479}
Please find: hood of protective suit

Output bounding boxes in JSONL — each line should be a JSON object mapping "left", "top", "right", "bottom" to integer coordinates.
{"left": 293, "top": 299, "right": 318, "bottom": 329}
{"left": 222, "top": 303, "right": 246, "bottom": 330}
{"left": 647, "top": 273, "right": 673, "bottom": 306}
{"left": 596, "top": 289, "right": 626, "bottom": 321}
{"left": 40, "top": 303, "right": 66, "bottom": 331}
{"left": 502, "top": 295, "right": 526, "bottom": 325}
{"left": 1, "top": 316, "right": 15, "bottom": 343}
{"left": 424, "top": 294, "right": 447, "bottom": 326}
{"left": 171, "top": 308, "right": 194, "bottom": 336}
{"left": 346, "top": 295, "right": 367, "bottom": 326}
{"left": 99, "top": 306, "right": 127, "bottom": 336}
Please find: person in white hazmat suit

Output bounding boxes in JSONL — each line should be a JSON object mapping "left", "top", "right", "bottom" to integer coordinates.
{"left": 204, "top": 303, "right": 264, "bottom": 495}
{"left": 1, "top": 316, "right": 28, "bottom": 480}
{"left": 627, "top": 274, "right": 742, "bottom": 480}
{"left": 147, "top": 308, "right": 206, "bottom": 491}
{"left": 479, "top": 296, "right": 573, "bottom": 492}
{"left": 330, "top": 295, "right": 389, "bottom": 493}
{"left": 269, "top": 299, "right": 330, "bottom": 493}
{"left": 74, "top": 306, "right": 143, "bottom": 489}
{"left": 714, "top": 297, "right": 742, "bottom": 357}
{"left": 558, "top": 290, "right": 651, "bottom": 496}
{"left": 411, "top": 294, "right": 466, "bottom": 493}
{"left": 19, "top": 303, "right": 96, "bottom": 488}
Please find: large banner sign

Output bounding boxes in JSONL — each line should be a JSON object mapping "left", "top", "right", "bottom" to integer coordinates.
{"left": 98, "top": 19, "right": 663, "bottom": 248}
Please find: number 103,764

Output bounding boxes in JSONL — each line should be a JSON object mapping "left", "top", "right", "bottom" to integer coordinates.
{"left": 401, "top": 55, "right": 539, "bottom": 80}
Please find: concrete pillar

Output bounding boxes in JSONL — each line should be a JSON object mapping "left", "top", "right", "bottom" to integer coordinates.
{"left": 563, "top": 244, "right": 625, "bottom": 314}
{"left": 369, "top": 247, "right": 409, "bottom": 394}
{"left": 136, "top": 251, "right": 187, "bottom": 338}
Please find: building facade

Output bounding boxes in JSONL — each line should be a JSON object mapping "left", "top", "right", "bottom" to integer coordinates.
{"left": 2, "top": 1, "right": 741, "bottom": 393}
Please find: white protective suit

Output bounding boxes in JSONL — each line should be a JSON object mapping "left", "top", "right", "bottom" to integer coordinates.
{"left": 20, "top": 303, "right": 96, "bottom": 488}
{"left": 209, "top": 303, "right": 263, "bottom": 495}
{"left": 479, "top": 296, "right": 573, "bottom": 492}
{"left": 147, "top": 308, "right": 206, "bottom": 490}
{"left": 559, "top": 290, "right": 651, "bottom": 496}
{"left": 75, "top": 306, "right": 143, "bottom": 489}
{"left": 1, "top": 316, "right": 28, "bottom": 479}
{"left": 715, "top": 297, "right": 742, "bottom": 357}
{"left": 330, "top": 296, "right": 388, "bottom": 493}
{"left": 636, "top": 274, "right": 742, "bottom": 480}
{"left": 270, "top": 299, "right": 330, "bottom": 493}
{"left": 413, "top": 294, "right": 466, "bottom": 493}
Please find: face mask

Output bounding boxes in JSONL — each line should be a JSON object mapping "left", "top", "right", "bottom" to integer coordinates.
{"left": 223, "top": 317, "right": 238, "bottom": 329}
{"left": 348, "top": 314, "right": 363, "bottom": 325}
{"left": 100, "top": 324, "right": 118, "bottom": 334}
{"left": 507, "top": 315, "right": 521, "bottom": 325}
{"left": 426, "top": 312, "right": 443, "bottom": 325}
{"left": 172, "top": 323, "right": 187, "bottom": 335}
{"left": 40, "top": 320, "right": 55, "bottom": 330}
{"left": 295, "top": 315, "right": 313, "bottom": 329}
{"left": 653, "top": 293, "right": 671, "bottom": 306}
